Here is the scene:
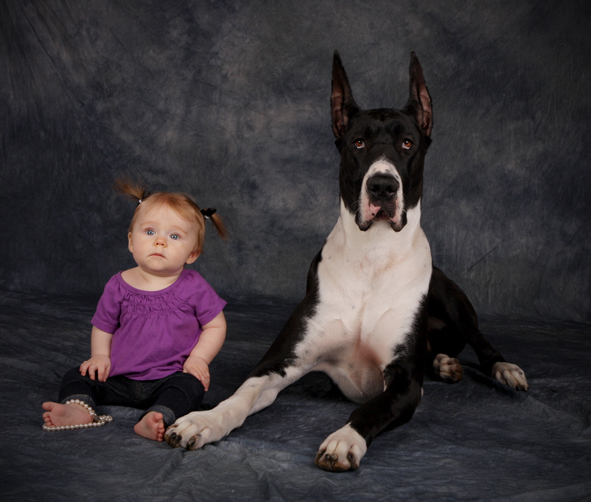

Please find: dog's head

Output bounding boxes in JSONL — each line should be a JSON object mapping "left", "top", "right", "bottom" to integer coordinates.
{"left": 332, "top": 51, "right": 433, "bottom": 232}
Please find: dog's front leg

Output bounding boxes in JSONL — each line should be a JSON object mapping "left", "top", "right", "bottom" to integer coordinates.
{"left": 166, "top": 373, "right": 287, "bottom": 450}
{"left": 315, "top": 359, "right": 423, "bottom": 472}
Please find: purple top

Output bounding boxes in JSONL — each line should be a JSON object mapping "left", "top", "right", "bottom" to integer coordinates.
{"left": 91, "top": 269, "right": 226, "bottom": 380}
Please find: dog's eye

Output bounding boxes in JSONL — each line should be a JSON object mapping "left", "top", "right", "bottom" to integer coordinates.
{"left": 402, "top": 139, "right": 413, "bottom": 150}
{"left": 354, "top": 139, "right": 365, "bottom": 149}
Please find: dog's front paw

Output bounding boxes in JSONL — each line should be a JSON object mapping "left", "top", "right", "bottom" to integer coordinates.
{"left": 433, "top": 353, "right": 464, "bottom": 383}
{"left": 492, "top": 362, "right": 529, "bottom": 391}
{"left": 314, "top": 424, "right": 367, "bottom": 472}
{"left": 165, "top": 410, "right": 225, "bottom": 450}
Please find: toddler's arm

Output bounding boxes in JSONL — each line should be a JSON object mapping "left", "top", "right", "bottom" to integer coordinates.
{"left": 79, "top": 326, "right": 113, "bottom": 382}
{"left": 183, "top": 311, "right": 227, "bottom": 391}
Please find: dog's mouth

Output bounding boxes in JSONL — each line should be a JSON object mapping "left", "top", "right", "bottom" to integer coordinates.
{"left": 358, "top": 186, "right": 406, "bottom": 232}
{"left": 359, "top": 200, "right": 405, "bottom": 232}
{"left": 369, "top": 204, "right": 390, "bottom": 220}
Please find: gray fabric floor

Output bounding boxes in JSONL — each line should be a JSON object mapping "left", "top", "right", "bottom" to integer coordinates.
{"left": 1, "top": 291, "right": 590, "bottom": 501}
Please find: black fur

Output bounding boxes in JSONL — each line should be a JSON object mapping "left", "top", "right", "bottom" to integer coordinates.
{"left": 427, "top": 267, "right": 506, "bottom": 377}
{"left": 249, "top": 250, "right": 322, "bottom": 379}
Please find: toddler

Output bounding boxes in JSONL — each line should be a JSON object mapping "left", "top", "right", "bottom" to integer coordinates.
{"left": 42, "top": 179, "right": 227, "bottom": 441}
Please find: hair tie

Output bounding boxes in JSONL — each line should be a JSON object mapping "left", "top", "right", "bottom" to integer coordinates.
{"left": 201, "top": 208, "right": 217, "bottom": 220}
{"left": 137, "top": 191, "right": 151, "bottom": 206}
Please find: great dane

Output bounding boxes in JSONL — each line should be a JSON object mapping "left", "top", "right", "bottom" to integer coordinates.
{"left": 165, "top": 51, "right": 528, "bottom": 471}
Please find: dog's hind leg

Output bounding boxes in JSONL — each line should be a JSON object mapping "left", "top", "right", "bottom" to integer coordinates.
{"left": 425, "top": 316, "right": 465, "bottom": 383}
{"left": 427, "top": 266, "right": 528, "bottom": 390}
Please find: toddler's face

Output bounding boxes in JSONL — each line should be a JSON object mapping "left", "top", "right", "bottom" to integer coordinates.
{"left": 128, "top": 203, "right": 200, "bottom": 277}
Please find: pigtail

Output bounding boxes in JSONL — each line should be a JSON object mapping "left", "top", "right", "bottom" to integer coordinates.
{"left": 114, "top": 175, "right": 227, "bottom": 245}
{"left": 114, "top": 177, "right": 150, "bottom": 204}
{"left": 200, "top": 208, "right": 228, "bottom": 240}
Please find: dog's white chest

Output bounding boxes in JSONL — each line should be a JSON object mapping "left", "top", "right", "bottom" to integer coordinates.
{"left": 296, "top": 206, "right": 432, "bottom": 402}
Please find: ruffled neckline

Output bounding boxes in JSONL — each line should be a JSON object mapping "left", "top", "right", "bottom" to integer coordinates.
{"left": 116, "top": 270, "right": 191, "bottom": 315}
{"left": 116, "top": 269, "right": 188, "bottom": 295}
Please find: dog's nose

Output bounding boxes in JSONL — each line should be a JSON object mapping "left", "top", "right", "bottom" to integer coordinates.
{"left": 367, "top": 174, "right": 398, "bottom": 200}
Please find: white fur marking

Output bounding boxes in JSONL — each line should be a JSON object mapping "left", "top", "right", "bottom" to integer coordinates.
{"left": 300, "top": 200, "right": 431, "bottom": 403}
{"left": 316, "top": 423, "right": 367, "bottom": 471}
{"left": 433, "top": 353, "right": 464, "bottom": 382}
{"left": 166, "top": 370, "right": 305, "bottom": 449}
{"left": 492, "top": 362, "right": 529, "bottom": 390}
{"left": 359, "top": 158, "right": 404, "bottom": 227}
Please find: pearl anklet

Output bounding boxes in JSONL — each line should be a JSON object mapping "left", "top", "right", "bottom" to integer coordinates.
{"left": 42, "top": 399, "right": 113, "bottom": 431}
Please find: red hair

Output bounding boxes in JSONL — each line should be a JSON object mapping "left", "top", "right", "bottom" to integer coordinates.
{"left": 114, "top": 178, "right": 227, "bottom": 254}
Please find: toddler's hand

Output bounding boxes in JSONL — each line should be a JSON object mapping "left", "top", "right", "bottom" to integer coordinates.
{"left": 183, "top": 356, "right": 210, "bottom": 391}
{"left": 80, "top": 355, "right": 111, "bottom": 382}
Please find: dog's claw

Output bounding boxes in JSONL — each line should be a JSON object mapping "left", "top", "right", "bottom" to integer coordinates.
{"left": 165, "top": 431, "right": 179, "bottom": 448}
{"left": 186, "top": 437, "right": 196, "bottom": 450}
{"left": 315, "top": 452, "right": 349, "bottom": 472}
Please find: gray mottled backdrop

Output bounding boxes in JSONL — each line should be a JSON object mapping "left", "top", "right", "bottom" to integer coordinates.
{"left": 2, "top": 0, "right": 590, "bottom": 322}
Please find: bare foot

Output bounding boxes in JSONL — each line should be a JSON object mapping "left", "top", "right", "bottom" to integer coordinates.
{"left": 134, "top": 411, "right": 165, "bottom": 441}
{"left": 42, "top": 401, "right": 93, "bottom": 428}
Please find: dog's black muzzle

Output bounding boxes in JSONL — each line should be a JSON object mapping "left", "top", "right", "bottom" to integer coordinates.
{"left": 367, "top": 173, "right": 398, "bottom": 203}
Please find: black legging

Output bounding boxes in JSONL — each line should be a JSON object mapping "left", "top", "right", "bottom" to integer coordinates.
{"left": 58, "top": 367, "right": 205, "bottom": 427}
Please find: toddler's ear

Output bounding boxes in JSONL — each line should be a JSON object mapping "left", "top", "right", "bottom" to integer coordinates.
{"left": 186, "top": 251, "right": 200, "bottom": 265}
{"left": 127, "top": 232, "right": 134, "bottom": 253}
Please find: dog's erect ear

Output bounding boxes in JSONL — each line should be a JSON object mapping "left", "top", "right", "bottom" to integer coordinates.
{"left": 332, "top": 51, "right": 360, "bottom": 139}
{"left": 407, "top": 52, "right": 433, "bottom": 137}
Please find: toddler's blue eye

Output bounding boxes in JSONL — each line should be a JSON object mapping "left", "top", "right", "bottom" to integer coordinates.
{"left": 146, "top": 229, "right": 155, "bottom": 236}
{"left": 170, "top": 234, "right": 179, "bottom": 240}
